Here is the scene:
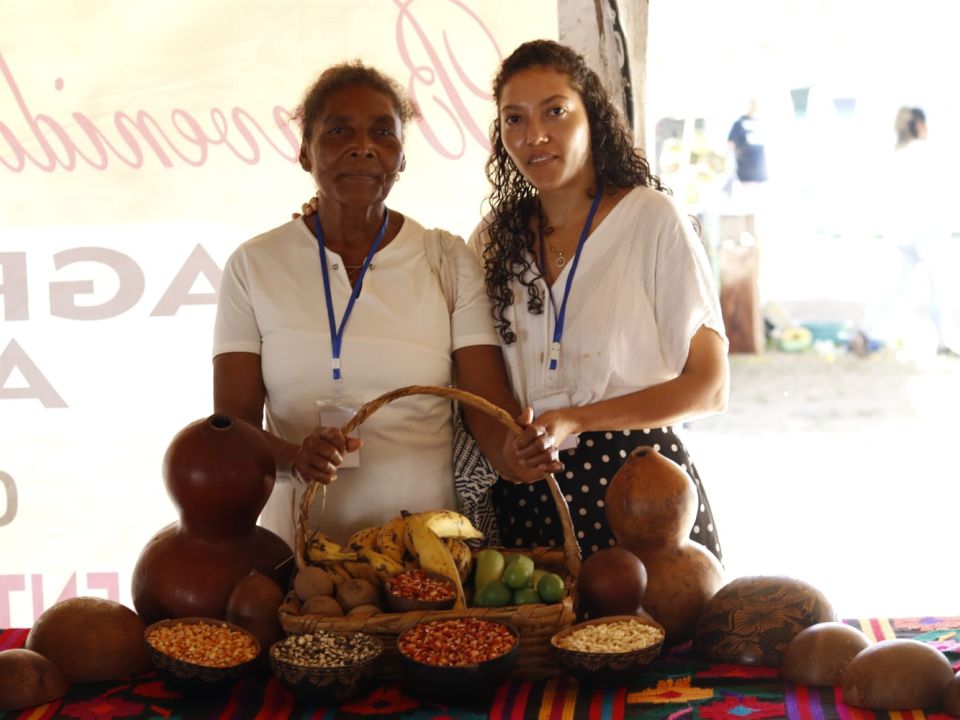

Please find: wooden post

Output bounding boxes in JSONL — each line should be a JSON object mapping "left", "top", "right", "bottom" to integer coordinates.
{"left": 557, "top": 0, "right": 648, "bottom": 149}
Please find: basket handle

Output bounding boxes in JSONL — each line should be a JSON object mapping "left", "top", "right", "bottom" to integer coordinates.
{"left": 295, "top": 385, "right": 582, "bottom": 580}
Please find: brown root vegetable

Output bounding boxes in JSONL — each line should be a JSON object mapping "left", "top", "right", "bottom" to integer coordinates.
{"left": 576, "top": 548, "right": 647, "bottom": 619}
{"left": 336, "top": 578, "right": 380, "bottom": 613}
{"left": 226, "top": 571, "right": 285, "bottom": 658}
{"left": 25, "top": 597, "right": 150, "bottom": 683}
{"left": 301, "top": 595, "right": 344, "bottom": 617}
{"left": 0, "top": 649, "right": 69, "bottom": 711}
{"left": 842, "top": 639, "right": 954, "bottom": 710}
{"left": 605, "top": 446, "right": 724, "bottom": 644}
{"left": 693, "top": 576, "right": 835, "bottom": 666}
{"left": 279, "top": 596, "right": 303, "bottom": 616}
{"left": 294, "top": 566, "right": 335, "bottom": 601}
{"left": 347, "top": 604, "right": 382, "bottom": 617}
{"left": 780, "top": 622, "right": 871, "bottom": 686}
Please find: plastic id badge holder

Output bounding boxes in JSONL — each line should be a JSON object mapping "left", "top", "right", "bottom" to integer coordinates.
{"left": 316, "top": 395, "right": 362, "bottom": 467}
{"left": 529, "top": 387, "right": 580, "bottom": 451}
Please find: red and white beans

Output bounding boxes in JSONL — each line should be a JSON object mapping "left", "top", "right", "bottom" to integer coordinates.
{"left": 399, "top": 619, "right": 515, "bottom": 666}
{"left": 389, "top": 570, "right": 454, "bottom": 601}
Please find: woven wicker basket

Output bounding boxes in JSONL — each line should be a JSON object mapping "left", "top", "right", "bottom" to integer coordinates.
{"left": 279, "top": 385, "right": 582, "bottom": 680}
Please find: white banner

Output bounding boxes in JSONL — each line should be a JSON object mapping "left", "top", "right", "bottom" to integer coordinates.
{"left": 0, "top": 0, "right": 558, "bottom": 628}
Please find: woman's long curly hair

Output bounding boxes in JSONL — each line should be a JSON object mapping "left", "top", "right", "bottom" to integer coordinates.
{"left": 483, "top": 39, "right": 666, "bottom": 344}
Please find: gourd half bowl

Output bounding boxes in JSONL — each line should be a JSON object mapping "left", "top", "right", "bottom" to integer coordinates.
{"left": 144, "top": 617, "right": 261, "bottom": 693}
{"left": 269, "top": 630, "right": 383, "bottom": 702}
{"left": 384, "top": 569, "right": 457, "bottom": 613}
{"left": 550, "top": 615, "right": 665, "bottom": 684}
{"left": 397, "top": 619, "right": 520, "bottom": 703}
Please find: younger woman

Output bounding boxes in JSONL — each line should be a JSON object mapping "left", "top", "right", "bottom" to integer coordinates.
{"left": 473, "top": 40, "right": 729, "bottom": 559}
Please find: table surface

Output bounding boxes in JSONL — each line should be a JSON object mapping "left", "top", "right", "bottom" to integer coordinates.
{"left": 2, "top": 616, "right": 958, "bottom": 719}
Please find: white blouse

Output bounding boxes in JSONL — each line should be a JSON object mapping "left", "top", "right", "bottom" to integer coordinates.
{"left": 214, "top": 215, "right": 499, "bottom": 545}
{"left": 470, "top": 186, "right": 726, "bottom": 411}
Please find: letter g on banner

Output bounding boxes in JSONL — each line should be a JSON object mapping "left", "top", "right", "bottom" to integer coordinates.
{"left": 0, "top": 472, "right": 17, "bottom": 526}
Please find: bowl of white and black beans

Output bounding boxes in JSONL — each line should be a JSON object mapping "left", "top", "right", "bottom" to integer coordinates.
{"left": 269, "top": 631, "right": 382, "bottom": 701}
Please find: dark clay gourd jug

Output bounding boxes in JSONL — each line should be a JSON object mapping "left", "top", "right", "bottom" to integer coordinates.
{"left": 132, "top": 414, "right": 293, "bottom": 624}
{"left": 604, "top": 446, "right": 725, "bottom": 645}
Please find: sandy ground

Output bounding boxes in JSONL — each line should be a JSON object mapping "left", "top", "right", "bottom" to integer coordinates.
{"left": 683, "top": 343, "right": 960, "bottom": 620}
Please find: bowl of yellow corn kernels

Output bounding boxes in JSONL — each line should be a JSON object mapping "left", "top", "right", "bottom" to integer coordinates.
{"left": 144, "top": 617, "right": 261, "bottom": 691}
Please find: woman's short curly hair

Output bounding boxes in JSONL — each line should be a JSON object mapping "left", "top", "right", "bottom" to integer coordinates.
{"left": 482, "top": 39, "right": 666, "bottom": 344}
{"left": 295, "top": 61, "right": 420, "bottom": 144}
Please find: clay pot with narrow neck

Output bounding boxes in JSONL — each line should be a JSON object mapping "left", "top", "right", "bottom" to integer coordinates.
{"left": 604, "top": 446, "right": 724, "bottom": 645}
{"left": 132, "top": 414, "right": 293, "bottom": 624}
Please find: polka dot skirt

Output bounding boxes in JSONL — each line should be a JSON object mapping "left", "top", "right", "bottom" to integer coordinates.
{"left": 493, "top": 427, "right": 722, "bottom": 562}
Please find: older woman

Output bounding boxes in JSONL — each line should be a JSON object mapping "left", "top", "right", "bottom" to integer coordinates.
{"left": 214, "top": 62, "right": 558, "bottom": 546}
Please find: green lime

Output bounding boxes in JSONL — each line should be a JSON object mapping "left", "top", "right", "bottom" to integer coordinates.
{"left": 473, "top": 548, "right": 505, "bottom": 592}
{"left": 502, "top": 557, "right": 534, "bottom": 590}
{"left": 501, "top": 552, "right": 522, "bottom": 567}
{"left": 530, "top": 568, "right": 548, "bottom": 589}
{"left": 474, "top": 580, "right": 512, "bottom": 607}
{"left": 510, "top": 555, "right": 535, "bottom": 574}
{"left": 537, "top": 573, "right": 565, "bottom": 603}
{"left": 513, "top": 587, "right": 541, "bottom": 605}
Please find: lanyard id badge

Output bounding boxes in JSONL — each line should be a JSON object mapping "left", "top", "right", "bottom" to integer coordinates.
{"left": 316, "top": 394, "right": 362, "bottom": 467}
{"left": 539, "top": 185, "right": 604, "bottom": 375}
{"left": 315, "top": 209, "right": 389, "bottom": 385}
{"left": 528, "top": 387, "right": 580, "bottom": 451}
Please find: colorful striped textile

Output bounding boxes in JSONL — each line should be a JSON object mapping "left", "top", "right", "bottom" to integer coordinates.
{"left": 1, "top": 617, "right": 957, "bottom": 719}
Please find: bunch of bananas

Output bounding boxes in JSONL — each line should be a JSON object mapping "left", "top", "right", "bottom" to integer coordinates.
{"left": 305, "top": 509, "right": 481, "bottom": 606}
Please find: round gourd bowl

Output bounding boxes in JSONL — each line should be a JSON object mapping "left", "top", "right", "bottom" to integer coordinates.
{"left": 144, "top": 617, "right": 260, "bottom": 692}
{"left": 692, "top": 576, "right": 836, "bottom": 666}
{"left": 550, "top": 615, "right": 665, "bottom": 684}
{"left": 397, "top": 618, "right": 520, "bottom": 702}
{"left": 384, "top": 569, "right": 457, "bottom": 613}
{"left": 269, "top": 630, "right": 382, "bottom": 702}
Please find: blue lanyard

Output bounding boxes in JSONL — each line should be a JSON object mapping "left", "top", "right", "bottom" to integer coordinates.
{"left": 539, "top": 186, "right": 604, "bottom": 371}
{"left": 314, "top": 209, "right": 389, "bottom": 383}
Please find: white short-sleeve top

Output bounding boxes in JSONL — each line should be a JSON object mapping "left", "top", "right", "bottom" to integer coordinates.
{"left": 214, "top": 215, "right": 498, "bottom": 545}
{"left": 470, "top": 186, "right": 727, "bottom": 409}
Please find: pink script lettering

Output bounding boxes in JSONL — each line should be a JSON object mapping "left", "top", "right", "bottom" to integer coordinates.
{"left": 0, "top": 3, "right": 500, "bottom": 173}
{"left": 395, "top": 0, "right": 499, "bottom": 159}
{"left": 0, "top": 52, "right": 300, "bottom": 173}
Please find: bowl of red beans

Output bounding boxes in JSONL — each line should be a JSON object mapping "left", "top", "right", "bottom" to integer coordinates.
{"left": 385, "top": 569, "right": 458, "bottom": 612}
{"left": 396, "top": 618, "right": 520, "bottom": 702}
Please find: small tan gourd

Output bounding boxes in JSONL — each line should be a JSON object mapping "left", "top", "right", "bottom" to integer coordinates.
{"left": 604, "top": 446, "right": 724, "bottom": 644}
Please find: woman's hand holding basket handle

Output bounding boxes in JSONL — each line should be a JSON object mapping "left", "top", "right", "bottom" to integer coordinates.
{"left": 503, "top": 407, "right": 564, "bottom": 484}
{"left": 293, "top": 427, "right": 362, "bottom": 484}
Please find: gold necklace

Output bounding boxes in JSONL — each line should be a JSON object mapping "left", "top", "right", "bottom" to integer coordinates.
{"left": 547, "top": 243, "right": 566, "bottom": 267}
{"left": 537, "top": 186, "right": 603, "bottom": 270}
{"left": 537, "top": 207, "right": 567, "bottom": 268}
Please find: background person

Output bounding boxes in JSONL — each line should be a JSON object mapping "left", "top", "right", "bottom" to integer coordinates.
{"left": 727, "top": 98, "right": 769, "bottom": 190}
{"left": 854, "top": 106, "right": 958, "bottom": 357}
